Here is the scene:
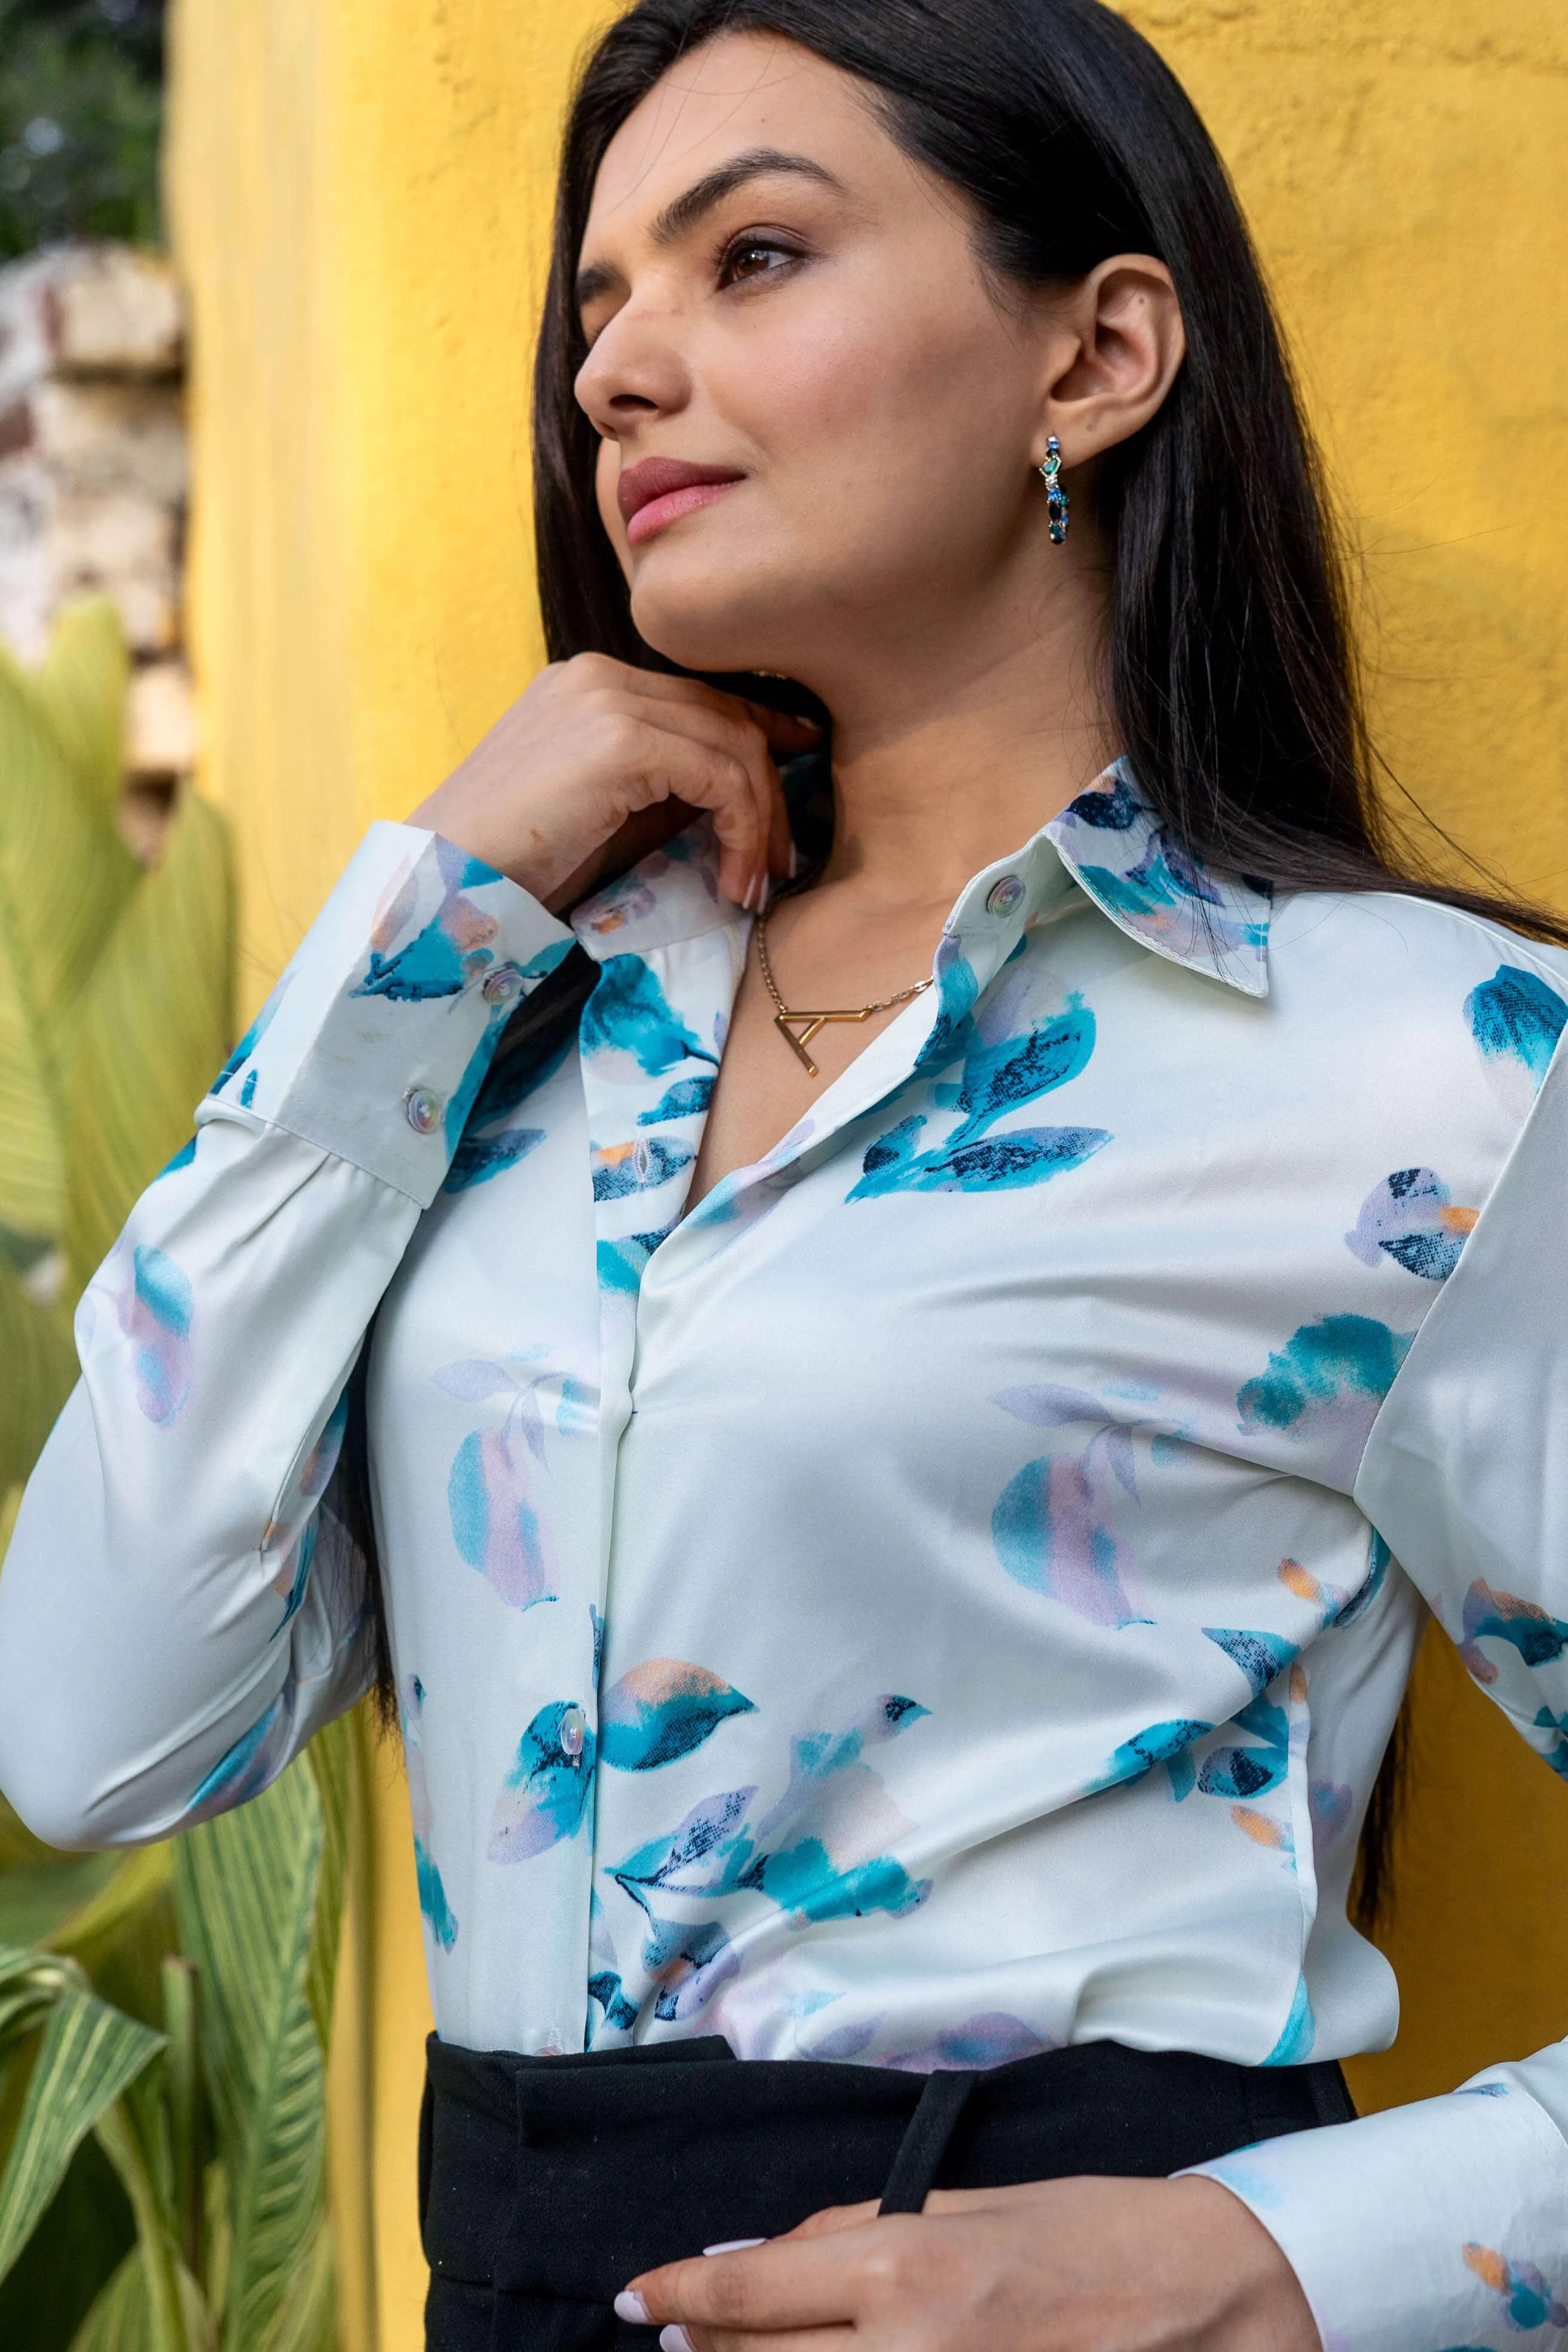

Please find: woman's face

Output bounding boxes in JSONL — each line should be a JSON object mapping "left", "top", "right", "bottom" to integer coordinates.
{"left": 574, "top": 33, "right": 1090, "bottom": 690}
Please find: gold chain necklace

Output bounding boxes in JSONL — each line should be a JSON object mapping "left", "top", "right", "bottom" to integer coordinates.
{"left": 754, "top": 902, "right": 934, "bottom": 1078}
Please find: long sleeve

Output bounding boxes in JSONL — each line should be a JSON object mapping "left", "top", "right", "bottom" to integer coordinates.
{"left": 1187, "top": 1034, "right": 1568, "bottom": 2351}
{"left": 0, "top": 822, "right": 572, "bottom": 1849}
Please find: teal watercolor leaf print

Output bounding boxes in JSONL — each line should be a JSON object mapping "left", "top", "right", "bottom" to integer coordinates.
{"left": 189, "top": 1684, "right": 292, "bottom": 1814}
{"left": 404, "top": 1675, "right": 458, "bottom": 1950}
{"left": 596, "top": 1693, "right": 933, "bottom": 2030}
{"left": 1090, "top": 1717, "right": 1213, "bottom": 1799}
{"left": 1048, "top": 767, "right": 1270, "bottom": 981}
{"left": 638, "top": 1077, "right": 715, "bottom": 1124}
{"left": 599, "top": 1660, "right": 757, "bottom": 1771}
{"left": 439, "top": 1349, "right": 595, "bottom": 1607}
{"left": 1195, "top": 1691, "right": 1291, "bottom": 1801}
{"left": 1457, "top": 1579, "right": 1568, "bottom": 1683}
{"left": 447, "top": 1428, "right": 559, "bottom": 1610}
{"left": 852, "top": 975, "right": 1108, "bottom": 1200}
{"left": 1263, "top": 1973, "right": 1315, "bottom": 2066}
{"left": 592, "top": 1135, "right": 694, "bottom": 1201}
{"left": 1465, "top": 963, "right": 1567, "bottom": 1114}
{"left": 580, "top": 953, "right": 718, "bottom": 1075}
{"left": 1202, "top": 1627, "right": 1298, "bottom": 1697}
{"left": 990, "top": 1398, "right": 1149, "bottom": 1628}
{"left": 851, "top": 1113, "right": 1110, "bottom": 1198}
{"left": 354, "top": 837, "right": 503, "bottom": 1001}
{"left": 642, "top": 1913, "right": 739, "bottom": 2022}
{"left": 112, "top": 1240, "right": 193, "bottom": 1425}
{"left": 1238, "top": 1316, "right": 1413, "bottom": 1433}
{"left": 1461, "top": 2243, "right": 1568, "bottom": 2330}
{"left": 1346, "top": 1168, "right": 1477, "bottom": 1282}
{"left": 1236, "top": 1314, "right": 1414, "bottom": 1483}
{"left": 488, "top": 1699, "right": 596, "bottom": 1861}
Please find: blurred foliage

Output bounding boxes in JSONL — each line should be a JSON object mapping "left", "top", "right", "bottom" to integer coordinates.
{"left": 0, "top": 0, "right": 164, "bottom": 261}
{"left": 0, "top": 600, "right": 363, "bottom": 2349}
{"left": 0, "top": 1713, "right": 360, "bottom": 2352}
{"left": 0, "top": 597, "right": 231, "bottom": 1502}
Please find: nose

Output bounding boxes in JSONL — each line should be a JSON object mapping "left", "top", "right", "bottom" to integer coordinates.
{"left": 575, "top": 292, "right": 692, "bottom": 441}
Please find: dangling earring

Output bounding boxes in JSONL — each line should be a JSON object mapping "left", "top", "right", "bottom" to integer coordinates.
{"left": 1039, "top": 434, "right": 1068, "bottom": 544}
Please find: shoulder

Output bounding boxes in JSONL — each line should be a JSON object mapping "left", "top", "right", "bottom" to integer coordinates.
{"left": 1265, "top": 886, "right": 1568, "bottom": 1113}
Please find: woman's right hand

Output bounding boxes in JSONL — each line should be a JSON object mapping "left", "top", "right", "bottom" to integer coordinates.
{"left": 411, "top": 653, "right": 820, "bottom": 914}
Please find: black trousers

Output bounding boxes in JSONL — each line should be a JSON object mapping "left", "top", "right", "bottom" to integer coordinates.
{"left": 421, "top": 2032, "right": 1354, "bottom": 2351}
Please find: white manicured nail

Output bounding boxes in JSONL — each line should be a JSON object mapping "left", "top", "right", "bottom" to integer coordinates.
{"left": 758, "top": 874, "right": 771, "bottom": 914}
{"left": 702, "top": 2238, "right": 767, "bottom": 2256}
{"left": 660, "top": 2329, "right": 696, "bottom": 2352}
{"left": 614, "top": 2290, "right": 651, "bottom": 2324}
{"left": 740, "top": 873, "right": 758, "bottom": 912}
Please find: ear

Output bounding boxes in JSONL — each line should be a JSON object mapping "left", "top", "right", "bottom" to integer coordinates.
{"left": 1028, "top": 255, "right": 1186, "bottom": 471}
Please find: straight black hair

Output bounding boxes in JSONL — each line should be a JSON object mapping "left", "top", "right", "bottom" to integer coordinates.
{"left": 349, "top": 0, "right": 1555, "bottom": 1930}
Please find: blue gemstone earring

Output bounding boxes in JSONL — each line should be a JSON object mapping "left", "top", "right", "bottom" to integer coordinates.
{"left": 1039, "top": 434, "right": 1068, "bottom": 544}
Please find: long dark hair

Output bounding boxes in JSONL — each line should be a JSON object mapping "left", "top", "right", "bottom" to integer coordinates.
{"left": 348, "top": 0, "right": 1565, "bottom": 1930}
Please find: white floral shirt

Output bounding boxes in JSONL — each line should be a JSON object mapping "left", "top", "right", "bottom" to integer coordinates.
{"left": 5, "top": 761, "right": 1568, "bottom": 2351}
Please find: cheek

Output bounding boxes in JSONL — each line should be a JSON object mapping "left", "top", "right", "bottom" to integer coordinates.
{"left": 595, "top": 441, "right": 632, "bottom": 577}
{"left": 722, "top": 296, "right": 1027, "bottom": 527}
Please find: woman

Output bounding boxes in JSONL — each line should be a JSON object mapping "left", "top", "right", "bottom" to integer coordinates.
{"left": 4, "top": 1, "right": 1567, "bottom": 2346}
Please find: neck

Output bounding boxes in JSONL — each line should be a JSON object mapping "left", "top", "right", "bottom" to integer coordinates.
{"left": 803, "top": 535, "right": 1114, "bottom": 914}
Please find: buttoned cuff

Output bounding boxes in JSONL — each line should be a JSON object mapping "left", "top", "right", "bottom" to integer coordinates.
{"left": 197, "top": 822, "right": 575, "bottom": 1205}
{"left": 1185, "top": 2068, "right": 1568, "bottom": 2352}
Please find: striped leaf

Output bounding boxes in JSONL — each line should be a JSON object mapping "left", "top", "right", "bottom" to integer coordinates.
{"left": 0, "top": 1956, "right": 165, "bottom": 2286}
{"left": 254, "top": 2217, "right": 334, "bottom": 2352}
{"left": 64, "top": 784, "right": 234, "bottom": 1293}
{"left": 0, "top": 1254, "right": 78, "bottom": 1500}
{"left": 173, "top": 1740, "right": 341, "bottom": 2352}
{"left": 0, "top": 604, "right": 139, "bottom": 1245}
{"left": 67, "top": 2243, "right": 214, "bottom": 2352}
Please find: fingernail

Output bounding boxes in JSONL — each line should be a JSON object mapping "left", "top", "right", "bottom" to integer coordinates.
{"left": 614, "top": 2290, "right": 651, "bottom": 2325}
{"left": 702, "top": 2238, "right": 767, "bottom": 2256}
{"left": 788, "top": 843, "right": 799, "bottom": 880}
{"left": 660, "top": 2330, "right": 695, "bottom": 2352}
{"left": 758, "top": 873, "right": 770, "bottom": 914}
{"left": 740, "top": 873, "right": 757, "bottom": 912}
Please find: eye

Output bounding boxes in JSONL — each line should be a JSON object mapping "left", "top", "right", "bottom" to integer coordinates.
{"left": 717, "top": 231, "right": 805, "bottom": 290}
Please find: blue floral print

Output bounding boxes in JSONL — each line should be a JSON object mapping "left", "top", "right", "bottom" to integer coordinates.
{"left": 13, "top": 770, "right": 1568, "bottom": 2352}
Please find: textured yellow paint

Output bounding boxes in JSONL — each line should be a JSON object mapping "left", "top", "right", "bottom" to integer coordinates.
{"left": 165, "top": 2, "right": 1568, "bottom": 2343}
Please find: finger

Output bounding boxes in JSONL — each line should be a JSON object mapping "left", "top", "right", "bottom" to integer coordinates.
{"left": 746, "top": 704, "right": 823, "bottom": 758}
{"left": 786, "top": 2201, "right": 880, "bottom": 2240}
{"left": 629, "top": 2218, "right": 898, "bottom": 2333}
{"left": 605, "top": 696, "right": 781, "bottom": 902}
{"left": 678, "top": 2326, "right": 856, "bottom": 2352}
{"left": 620, "top": 719, "right": 770, "bottom": 906}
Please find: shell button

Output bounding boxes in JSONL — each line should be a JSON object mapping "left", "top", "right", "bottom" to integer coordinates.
{"left": 560, "top": 1705, "right": 587, "bottom": 1759}
{"left": 985, "top": 874, "right": 1026, "bottom": 919}
{"left": 403, "top": 1085, "right": 441, "bottom": 1135}
{"left": 482, "top": 963, "right": 522, "bottom": 1007}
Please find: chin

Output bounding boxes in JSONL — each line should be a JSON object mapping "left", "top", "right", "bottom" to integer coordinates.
{"left": 630, "top": 587, "right": 797, "bottom": 681}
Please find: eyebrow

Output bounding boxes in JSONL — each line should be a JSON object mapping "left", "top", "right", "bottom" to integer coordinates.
{"left": 574, "top": 147, "right": 842, "bottom": 314}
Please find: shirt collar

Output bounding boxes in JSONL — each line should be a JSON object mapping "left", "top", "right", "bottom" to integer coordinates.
{"left": 571, "top": 755, "right": 1272, "bottom": 1000}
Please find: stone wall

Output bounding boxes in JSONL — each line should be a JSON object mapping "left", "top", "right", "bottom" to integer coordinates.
{"left": 0, "top": 241, "right": 197, "bottom": 822}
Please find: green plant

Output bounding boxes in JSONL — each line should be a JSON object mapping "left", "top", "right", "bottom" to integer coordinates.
{"left": 0, "top": 1717, "right": 359, "bottom": 2351}
{"left": 0, "top": 0, "right": 164, "bottom": 262}
{"left": 0, "top": 602, "right": 371, "bottom": 2349}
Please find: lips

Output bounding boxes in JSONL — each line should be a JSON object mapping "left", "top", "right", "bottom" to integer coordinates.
{"left": 617, "top": 455, "right": 745, "bottom": 545}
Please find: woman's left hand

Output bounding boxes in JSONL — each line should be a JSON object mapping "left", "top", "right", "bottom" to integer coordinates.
{"left": 619, "top": 2174, "right": 1319, "bottom": 2352}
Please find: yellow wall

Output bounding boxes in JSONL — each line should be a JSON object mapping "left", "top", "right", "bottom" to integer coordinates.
{"left": 165, "top": 2, "right": 1568, "bottom": 2344}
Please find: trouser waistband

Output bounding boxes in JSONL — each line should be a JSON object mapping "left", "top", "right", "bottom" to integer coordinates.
{"left": 420, "top": 2031, "right": 1353, "bottom": 2348}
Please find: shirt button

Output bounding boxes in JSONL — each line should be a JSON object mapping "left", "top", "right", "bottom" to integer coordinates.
{"left": 403, "top": 1086, "right": 440, "bottom": 1135}
{"left": 482, "top": 963, "right": 522, "bottom": 1007}
{"left": 560, "top": 1705, "right": 587, "bottom": 1759}
{"left": 632, "top": 1139, "right": 653, "bottom": 1182}
{"left": 985, "top": 874, "right": 1025, "bottom": 919}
